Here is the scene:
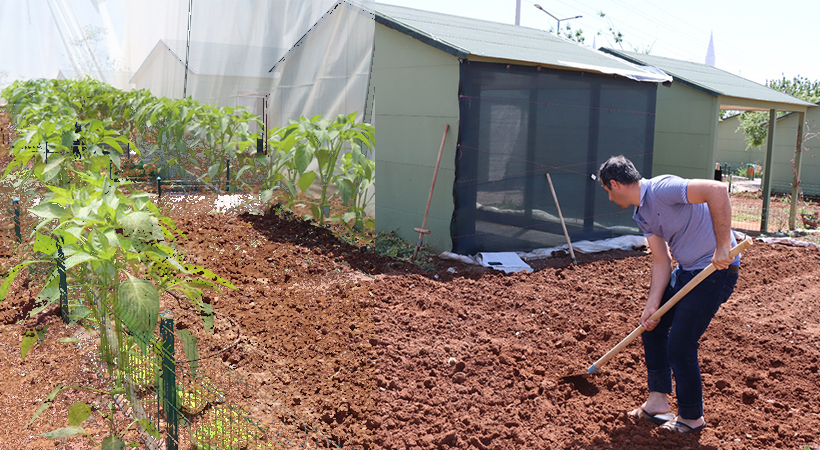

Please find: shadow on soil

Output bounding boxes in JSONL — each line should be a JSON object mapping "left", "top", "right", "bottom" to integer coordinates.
{"left": 240, "top": 205, "right": 651, "bottom": 282}
{"left": 239, "top": 206, "right": 425, "bottom": 277}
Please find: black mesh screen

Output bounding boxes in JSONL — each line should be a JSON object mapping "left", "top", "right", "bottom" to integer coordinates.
{"left": 452, "top": 61, "right": 657, "bottom": 254}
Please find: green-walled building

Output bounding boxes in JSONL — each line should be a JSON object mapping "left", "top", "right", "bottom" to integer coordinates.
{"left": 367, "top": 4, "right": 670, "bottom": 255}
{"left": 600, "top": 49, "right": 814, "bottom": 194}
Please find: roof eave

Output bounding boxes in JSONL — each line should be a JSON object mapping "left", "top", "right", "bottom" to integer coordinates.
{"left": 599, "top": 48, "right": 721, "bottom": 97}
{"left": 718, "top": 95, "right": 809, "bottom": 113}
{"left": 374, "top": 12, "right": 469, "bottom": 58}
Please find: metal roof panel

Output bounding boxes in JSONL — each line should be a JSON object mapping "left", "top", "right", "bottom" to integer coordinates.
{"left": 601, "top": 48, "right": 814, "bottom": 107}
{"left": 372, "top": 3, "right": 669, "bottom": 81}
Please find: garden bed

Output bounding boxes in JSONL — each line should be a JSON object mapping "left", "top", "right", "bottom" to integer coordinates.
{"left": 2, "top": 106, "right": 819, "bottom": 449}
{"left": 2, "top": 197, "right": 819, "bottom": 449}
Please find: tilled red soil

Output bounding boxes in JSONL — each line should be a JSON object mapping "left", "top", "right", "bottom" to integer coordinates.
{"left": 1, "top": 114, "right": 820, "bottom": 449}
{"left": 372, "top": 242, "right": 820, "bottom": 450}
{"left": 2, "top": 200, "right": 820, "bottom": 449}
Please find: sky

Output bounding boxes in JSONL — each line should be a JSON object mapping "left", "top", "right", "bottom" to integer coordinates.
{"left": 375, "top": 0, "right": 819, "bottom": 86}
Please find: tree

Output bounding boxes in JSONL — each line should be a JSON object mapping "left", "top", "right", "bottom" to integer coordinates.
{"left": 738, "top": 75, "right": 820, "bottom": 149}
{"left": 557, "top": 12, "right": 653, "bottom": 54}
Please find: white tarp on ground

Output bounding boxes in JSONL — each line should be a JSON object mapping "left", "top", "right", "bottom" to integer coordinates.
{"left": 439, "top": 235, "right": 649, "bottom": 266}
{"left": 476, "top": 252, "right": 533, "bottom": 274}
{"left": 517, "top": 235, "right": 649, "bottom": 261}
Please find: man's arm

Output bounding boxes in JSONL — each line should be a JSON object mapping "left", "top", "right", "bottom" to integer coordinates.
{"left": 686, "top": 179, "right": 733, "bottom": 270}
{"left": 642, "top": 234, "right": 673, "bottom": 331}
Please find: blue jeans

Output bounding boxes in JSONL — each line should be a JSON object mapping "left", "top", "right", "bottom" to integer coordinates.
{"left": 642, "top": 265, "right": 739, "bottom": 420}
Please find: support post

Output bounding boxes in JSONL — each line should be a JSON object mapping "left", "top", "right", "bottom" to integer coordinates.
{"left": 157, "top": 176, "right": 162, "bottom": 201}
{"left": 55, "top": 235, "right": 67, "bottom": 323}
{"left": 12, "top": 197, "right": 20, "bottom": 243}
{"left": 760, "top": 108, "right": 776, "bottom": 233}
{"left": 160, "top": 314, "right": 178, "bottom": 450}
{"left": 226, "top": 158, "right": 231, "bottom": 194}
{"left": 788, "top": 111, "right": 806, "bottom": 230}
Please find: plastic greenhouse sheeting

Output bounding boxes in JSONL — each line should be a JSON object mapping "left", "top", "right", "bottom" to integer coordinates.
{"left": 0, "top": 0, "right": 375, "bottom": 128}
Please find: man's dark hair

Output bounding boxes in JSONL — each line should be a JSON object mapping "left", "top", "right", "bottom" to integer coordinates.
{"left": 598, "top": 155, "right": 642, "bottom": 189}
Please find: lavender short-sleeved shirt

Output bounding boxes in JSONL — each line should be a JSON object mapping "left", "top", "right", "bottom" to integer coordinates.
{"left": 633, "top": 175, "right": 739, "bottom": 271}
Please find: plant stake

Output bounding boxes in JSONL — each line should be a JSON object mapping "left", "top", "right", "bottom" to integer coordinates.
{"left": 412, "top": 124, "right": 449, "bottom": 263}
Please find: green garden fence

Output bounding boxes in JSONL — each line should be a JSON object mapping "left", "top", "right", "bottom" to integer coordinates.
{"left": 92, "top": 310, "right": 343, "bottom": 449}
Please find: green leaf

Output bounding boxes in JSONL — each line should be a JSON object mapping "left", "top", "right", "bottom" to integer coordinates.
{"left": 1, "top": 261, "right": 43, "bottom": 299}
{"left": 294, "top": 143, "right": 313, "bottom": 174}
{"left": 41, "top": 156, "right": 66, "bottom": 182}
{"left": 200, "top": 303, "right": 214, "bottom": 334}
{"left": 63, "top": 252, "right": 96, "bottom": 270}
{"left": 21, "top": 330, "right": 37, "bottom": 360}
{"left": 316, "top": 148, "right": 330, "bottom": 171}
{"left": 102, "top": 137, "right": 123, "bottom": 155}
{"left": 67, "top": 305, "right": 91, "bottom": 322}
{"left": 117, "top": 278, "right": 159, "bottom": 352}
{"left": 177, "top": 329, "right": 198, "bottom": 377}
{"left": 219, "top": 116, "right": 229, "bottom": 136}
{"left": 101, "top": 435, "right": 126, "bottom": 450}
{"left": 29, "top": 385, "right": 66, "bottom": 426}
{"left": 91, "top": 228, "right": 110, "bottom": 255}
{"left": 260, "top": 189, "right": 274, "bottom": 204}
{"left": 58, "top": 337, "right": 80, "bottom": 343}
{"left": 67, "top": 402, "right": 92, "bottom": 426}
{"left": 297, "top": 171, "right": 316, "bottom": 193}
{"left": 183, "top": 264, "right": 237, "bottom": 290}
{"left": 33, "top": 281, "right": 60, "bottom": 311}
{"left": 121, "top": 211, "right": 163, "bottom": 250}
{"left": 137, "top": 419, "right": 160, "bottom": 439}
{"left": 207, "top": 163, "right": 220, "bottom": 181}
{"left": 39, "top": 426, "right": 87, "bottom": 439}
{"left": 337, "top": 178, "right": 354, "bottom": 206}
{"left": 29, "top": 202, "right": 66, "bottom": 221}
{"left": 33, "top": 233, "right": 58, "bottom": 255}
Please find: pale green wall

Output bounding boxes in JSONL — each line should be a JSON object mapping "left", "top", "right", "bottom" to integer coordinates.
{"left": 717, "top": 108, "right": 820, "bottom": 195}
{"left": 652, "top": 82, "right": 719, "bottom": 179}
{"left": 716, "top": 115, "right": 765, "bottom": 172}
{"left": 371, "top": 24, "right": 460, "bottom": 252}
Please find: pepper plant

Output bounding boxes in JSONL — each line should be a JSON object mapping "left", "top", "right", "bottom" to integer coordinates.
{"left": 1, "top": 79, "right": 236, "bottom": 447}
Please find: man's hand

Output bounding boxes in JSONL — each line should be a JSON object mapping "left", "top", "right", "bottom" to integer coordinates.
{"left": 641, "top": 301, "right": 660, "bottom": 331}
{"left": 711, "top": 244, "right": 732, "bottom": 270}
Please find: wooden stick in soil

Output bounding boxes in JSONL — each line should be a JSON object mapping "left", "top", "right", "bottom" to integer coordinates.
{"left": 412, "top": 124, "right": 449, "bottom": 263}
{"left": 546, "top": 173, "right": 576, "bottom": 265}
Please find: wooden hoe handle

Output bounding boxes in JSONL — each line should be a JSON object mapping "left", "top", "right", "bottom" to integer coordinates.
{"left": 586, "top": 237, "right": 753, "bottom": 374}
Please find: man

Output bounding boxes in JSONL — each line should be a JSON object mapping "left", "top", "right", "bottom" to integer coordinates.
{"left": 597, "top": 155, "right": 740, "bottom": 434}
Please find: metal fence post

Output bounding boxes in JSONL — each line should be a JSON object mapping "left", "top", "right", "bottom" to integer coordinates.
{"left": 55, "top": 235, "right": 67, "bottom": 323}
{"left": 160, "top": 313, "right": 178, "bottom": 450}
{"left": 226, "top": 158, "right": 231, "bottom": 194}
{"left": 73, "top": 123, "right": 81, "bottom": 158}
{"left": 12, "top": 197, "right": 21, "bottom": 243}
{"left": 157, "top": 177, "right": 162, "bottom": 201}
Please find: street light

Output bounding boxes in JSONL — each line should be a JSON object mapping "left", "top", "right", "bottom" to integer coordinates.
{"left": 533, "top": 4, "right": 581, "bottom": 35}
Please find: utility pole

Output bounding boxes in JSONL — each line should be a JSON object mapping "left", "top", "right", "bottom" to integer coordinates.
{"left": 515, "top": 0, "right": 521, "bottom": 25}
